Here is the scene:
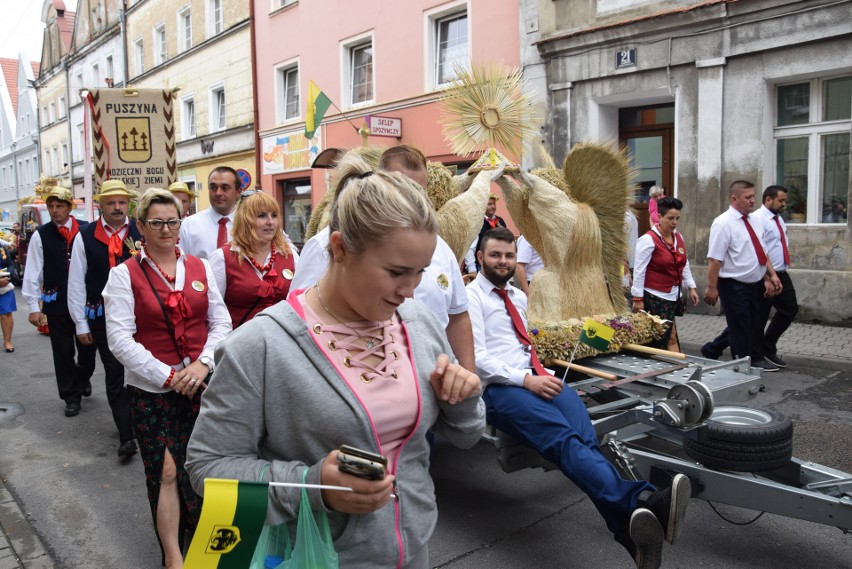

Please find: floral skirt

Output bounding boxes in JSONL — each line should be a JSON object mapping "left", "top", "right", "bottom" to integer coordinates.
{"left": 643, "top": 291, "right": 677, "bottom": 349}
{"left": 129, "top": 387, "right": 202, "bottom": 539}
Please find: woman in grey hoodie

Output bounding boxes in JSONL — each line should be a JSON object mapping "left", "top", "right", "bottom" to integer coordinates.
{"left": 187, "top": 170, "right": 486, "bottom": 568}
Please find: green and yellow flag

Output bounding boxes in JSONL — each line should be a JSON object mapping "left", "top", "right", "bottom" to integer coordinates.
{"left": 305, "top": 81, "right": 332, "bottom": 139}
{"left": 185, "top": 479, "right": 269, "bottom": 569}
{"left": 578, "top": 318, "right": 615, "bottom": 352}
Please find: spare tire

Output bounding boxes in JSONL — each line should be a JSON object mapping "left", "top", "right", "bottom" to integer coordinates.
{"left": 684, "top": 406, "right": 793, "bottom": 472}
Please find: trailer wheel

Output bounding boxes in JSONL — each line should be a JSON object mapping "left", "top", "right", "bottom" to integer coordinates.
{"left": 684, "top": 406, "right": 793, "bottom": 472}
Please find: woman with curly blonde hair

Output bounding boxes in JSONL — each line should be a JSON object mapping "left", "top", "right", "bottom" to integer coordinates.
{"left": 209, "top": 190, "right": 299, "bottom": 328}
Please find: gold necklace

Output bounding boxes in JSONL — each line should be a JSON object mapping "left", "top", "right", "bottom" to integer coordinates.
{"left": 314, "top": 283, "right": 378, "bottom": 349}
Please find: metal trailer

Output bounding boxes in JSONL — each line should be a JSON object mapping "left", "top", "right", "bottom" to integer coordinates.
{"left": 483, "top": 351, "right": 852, "bottom": 533}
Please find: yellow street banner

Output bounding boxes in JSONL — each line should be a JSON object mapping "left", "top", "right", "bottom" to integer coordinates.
{"left": 578, "top": 318, "right": 615, "bottom": 352}
{"left": 185, "top": 479, "right": 268, "bottom": 569}
{"left": 88, "top": 88, "right": 177, "bottom": 195}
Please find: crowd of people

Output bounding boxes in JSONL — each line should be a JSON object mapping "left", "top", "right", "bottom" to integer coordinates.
{"left": 14, "top": 149, "right": 800, "bottom": 569}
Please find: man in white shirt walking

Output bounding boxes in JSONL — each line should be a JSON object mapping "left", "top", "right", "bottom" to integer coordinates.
{"left": 467, "top": 226, "right": 690, "bottom": 569}
{"left": 514, "top": 235, "right": 543, "bottom": 296}
{"left": 702, "top": 181, "right": 783, "bottom": 369}
{"left": 751, "top": 186, "right": 798, "bottom": 369}
{"left": 67, "top": 180, "right": 139, "bottom": 457}
{"left": 178, "top": 167, "right": 240, "bottom": 260}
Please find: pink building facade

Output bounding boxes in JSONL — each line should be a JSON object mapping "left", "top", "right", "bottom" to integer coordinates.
{"left": 252, "top": 0, "right": 519, "bottom": 247}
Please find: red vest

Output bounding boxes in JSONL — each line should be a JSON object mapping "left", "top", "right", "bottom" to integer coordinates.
{"left": 125, "top": 255, "right": 210, "bottom": 366}
{"left": 221, "top": 246, "right": 295, "bottom": 328}
{"left": 643, "top": 230, "right": 687, "bottom": 292}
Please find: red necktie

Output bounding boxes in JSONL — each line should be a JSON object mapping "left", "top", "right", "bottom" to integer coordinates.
{"left": 742, "top": 216, "right": 767, "bottom": 266}
{"left": 773, "top": 215, "right": 791, "bottom": 266}
{"left": 493, "top": 288, "right": 550, "bottom": 376}
{"left": 486, "top": 217, "right": 499, "bottom": 229}
{"left": 217, "top": 217, "right": 229, "bottom": 248}
{"left": 58, "top": 226, "right": 71, "bottom": 244}
{"left": 107, "top": 226, "right": 125, "bottom": 268}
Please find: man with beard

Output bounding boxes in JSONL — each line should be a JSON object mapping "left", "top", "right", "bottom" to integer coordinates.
{"left": 750, "top": 185, "right": 798, "bottom": 369}
{"left": 179, "top": 166, "right": 240, "bottom": 259}
{"left": 68, "top": 180, "right": 139, "bottom": 457}
{"left": 466, "top": 227, "right": 690, "bottom": 569}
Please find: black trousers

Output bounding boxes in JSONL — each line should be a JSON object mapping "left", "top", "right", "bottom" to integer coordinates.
{"left": 705, "top": 277, "right": 762, "bottom": 360}
{"left": 47, "top": 313, "right": 97, "bottom": 404}
{"left": 752, "top": 271, "right": 798, "bottom": 360}
{"left": 89, "top": 317, "right": 135, "bottom": 442}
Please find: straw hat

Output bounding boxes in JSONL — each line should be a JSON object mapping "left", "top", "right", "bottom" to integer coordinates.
{"left": 44, "top": 186, "right": 76, "bottom": 209}
{"left": 95, "top": 179, "right": 135, "bottom": 200}
{"left": 168, "top": 181, "right": 196, "bottom": 198}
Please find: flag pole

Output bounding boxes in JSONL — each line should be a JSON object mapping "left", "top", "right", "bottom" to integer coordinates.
{"left": 327, "top": 99, "right": 366, "bottom": 136}
{"left": 561, "top": 339, "right": 581, "bottom": 385}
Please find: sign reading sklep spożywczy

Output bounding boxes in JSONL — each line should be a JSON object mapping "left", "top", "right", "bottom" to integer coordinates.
{"left": 369, "top": 116, "right": 402, "bottom": 138}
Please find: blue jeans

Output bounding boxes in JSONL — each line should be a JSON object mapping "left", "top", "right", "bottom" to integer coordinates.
{"left": 483, "top": 384, "right": 653, "bottom": 534}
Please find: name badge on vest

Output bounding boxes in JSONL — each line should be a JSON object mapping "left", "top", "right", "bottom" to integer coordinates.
{"left": 192, "top": 280, "right": 205, "bottom": 292}
{"left": 282, "top": 269, "right": 294, "bottom": 280}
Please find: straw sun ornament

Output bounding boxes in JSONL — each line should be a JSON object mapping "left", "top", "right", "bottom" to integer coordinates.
{"left": 440, "top": 63, "right": 540, "bottom": 158}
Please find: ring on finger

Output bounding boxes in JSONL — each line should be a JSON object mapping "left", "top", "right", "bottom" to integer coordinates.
{"left": 189, "top": 379, "right": 196, "bottom": 385}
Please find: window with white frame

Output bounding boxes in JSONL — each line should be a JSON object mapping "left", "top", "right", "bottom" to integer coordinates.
{"left": 274, "top": 0, "right": 296, "bottom": 9}
{"left": 135, "top": 39, "right": 145, "bottom": 75}
{"left": 433, "top": 10, "right": 468, "bottom": 87}
{"left": 51, "top": 148, "right": 58, "bottom": 177}
{"left": 178, "top": 6, "right": 192, "bottom": 52}
{"left": 208, "top": 0, "right": 223, "bottom": 37}
{"left": 347, "top": 40, "right": 373, "bottom": 106}
{"left": 154, "top": 25, "right": 167, "bottom": 65}
{"left": 61, "top": 144, "right": 68, "bottom": 171}
{"left": 41, "top": 106, "right": 48, "bottom": 127}
{"left": 774, "top": 74, "right": 851, "bottom": 224}
{"left": 43, "top": 151, "right": 51, "bottom": 175}
{"left": 276, "top": 63, "right": 299, "bottom": 122}
{"left": 182, "top": 96, "right": 196, "bottom": 139}
{"left": 58, "top": 95, "right": 66, "bottom": 118}
{"left": 92, "top": 63, "right": 100, "bottom": 86}
{"left": 106, "top": 55, "right": 114, "bottom": 82}
{"left": 76, "top": 72, "right": 84, "bottom": 99}
{"left": 76, "top": 124, "right": 85, "bottom": 162}
{"left": 23, "top": 159, "right": 29, "bottom": 183}
{"left": 48, "top": 102, "right": 55, "bottom": 123}
{"left": 209, "top": 84, "right": 226, "bottom": 131}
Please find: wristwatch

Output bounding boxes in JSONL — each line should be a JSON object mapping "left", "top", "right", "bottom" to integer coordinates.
{"left": 199, "top": 356, "right": 215, "bottom": 374}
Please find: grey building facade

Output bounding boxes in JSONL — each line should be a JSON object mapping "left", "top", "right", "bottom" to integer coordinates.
{"left": 524, "top": 0, "right": 851, "bottom": 325}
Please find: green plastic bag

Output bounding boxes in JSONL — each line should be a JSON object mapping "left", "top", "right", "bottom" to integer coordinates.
{"left": 285, "top": 470, "right": 339, "bottom": 569}
{"left": 249, "top": 522, "right": 292, "bottom": 569}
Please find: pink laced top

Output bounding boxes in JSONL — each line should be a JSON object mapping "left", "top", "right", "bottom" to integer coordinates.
{"left": 298, "top": 293, "right": 419, "bottom": 470}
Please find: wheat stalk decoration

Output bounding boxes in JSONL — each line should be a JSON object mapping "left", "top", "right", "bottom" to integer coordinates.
{"left": 440, "top": 63, "right": 540, "bottom": 160}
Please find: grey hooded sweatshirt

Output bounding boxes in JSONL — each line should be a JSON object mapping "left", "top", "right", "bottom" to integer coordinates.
{"left": 186, "top": 297, "right": 486, "bottom": 568}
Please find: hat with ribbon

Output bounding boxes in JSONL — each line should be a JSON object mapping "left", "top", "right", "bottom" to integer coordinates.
{"left": 44, "top": 186, "right": 76, "bottom": 209}
{"left": 95, "top": 179, "right": 136, "bottom": 200}
{"left": 168, "top": 181, "right": 196, "bottom": 198}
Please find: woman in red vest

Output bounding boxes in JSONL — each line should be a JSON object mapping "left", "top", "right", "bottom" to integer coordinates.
{"left": 631, "top": 197, "right": 699, "bottom": 351}
{"left": 208, "top": 189, "right": 297, "bottom": 328}
{"left": 103, "top": 188, "right": 231, "bottom": 569}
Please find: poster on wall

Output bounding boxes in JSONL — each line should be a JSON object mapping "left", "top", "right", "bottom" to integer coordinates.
{"left": 262, "top": 129, "right": 322, "bottom": 174}
{"left": 87, "top": 88, "right": 177, "bottom": 195}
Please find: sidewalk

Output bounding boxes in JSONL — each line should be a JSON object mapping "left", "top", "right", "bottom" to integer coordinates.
{"left": 678, "top": 312, "right": 852, "bottom": 372}
{"left": 0, "top": 483, "right": 52, "bottom": 569}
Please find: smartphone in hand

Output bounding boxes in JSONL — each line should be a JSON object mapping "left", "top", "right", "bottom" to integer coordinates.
{"left": 336, "top": 445, "right": 388, "bottom": 480}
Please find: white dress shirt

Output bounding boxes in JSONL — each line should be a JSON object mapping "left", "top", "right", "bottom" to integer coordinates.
{"left": 624, "top": 210, "right": 639, "bottom": 269}
{"left": 22, "top": 218, "right": 74, "bottom": 313}
{"left": 467, "top": 272, "right": 534, "bottom": 387}
{"left": 208, "top": 245, "right": 300, "bottom": 297}
{"left": 707, "top": 206, "right": 769, "bottom": 284}
{"left": 289, "top": 227, "right": 468, "bottom": 328}
{"left": 102, "top": 248, "right": 232, "bottom": 392}
{"left": 67, "top": 217, "right": 130, "bottom": 335}
{"left": 755, "top": 205, "right": 790, "bottom": 272}
{"left": 178, "top": 207, "right": 235, "bottom": 260}
{"left": 516, "top": 236, "right": 544, "bottom": 282}
{"left": 631, "top": 227, "right": 697, "bottom": 301}
{"left": 463, "top": 238, "right": 478, "bottom": 274}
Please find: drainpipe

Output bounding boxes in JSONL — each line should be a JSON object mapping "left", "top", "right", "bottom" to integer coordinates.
{"left": 63, "top": 59, "right": 74, "bottom": 189}
{"left": 248, "top": 0, "right": 261, "bottom": 188}
{"left": 120, "top": 4, "right": 128, "bottom": 88}
{"left": 11, "top": 142, "right": 19, "bottom": 204}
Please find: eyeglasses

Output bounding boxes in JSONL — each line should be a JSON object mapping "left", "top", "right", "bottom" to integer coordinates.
{"left": 144, "top": 218, "right": 182, "bottom": 230}
{"left": 240, "top": 189, "right": 263, "bottom": 199}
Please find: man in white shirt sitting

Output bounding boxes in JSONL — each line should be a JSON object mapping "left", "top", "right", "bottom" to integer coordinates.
{"left": 179, "top": 166, "right": 240, "bottom": 260}
{"left": 467, "top": 227, "right": 690, "bottom": 569}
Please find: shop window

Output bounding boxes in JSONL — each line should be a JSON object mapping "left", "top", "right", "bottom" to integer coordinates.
{"left": 283, "top": 179, "right": 311, "bottom": 248}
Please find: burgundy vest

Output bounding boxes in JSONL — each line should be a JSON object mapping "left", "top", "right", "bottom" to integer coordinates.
{"left": 125, "top": 255, "right": 210, "bottom": 366}
{"left": 221, "top": 246, "right": 295, "bottom": 328}
{"left": 643, "top": 230, "right": 687, "bottom": 292}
